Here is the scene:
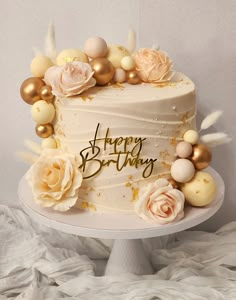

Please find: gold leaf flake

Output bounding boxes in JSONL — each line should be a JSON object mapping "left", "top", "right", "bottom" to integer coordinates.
{"left": 81, "top": 95, "right": 94, "bottom": 101}
{"left": 81, "top": 200, "right": 97, "bottom": 211}
{"left": 111, "top": 83, "right": 125, "bottom": 89}
{"left": 162, "top": 162, "right": 171, "bottom": 170}
{"left": 153, "top": 82, "right": 177, "bottom": 88}
{"left": 159, "top": 150, "right": 170, "bottom": 160}
{"left": 131, "top": 188, "right": 139, "bottom": 202}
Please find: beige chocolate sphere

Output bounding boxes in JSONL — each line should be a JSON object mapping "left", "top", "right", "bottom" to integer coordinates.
{"left": 31, "top": 100, "right": 55, "bottom": 124}
{"left": 30, "top": 56, "right": 54, "bottom": 78}
{"left": 170, "top": 159, "right": 195, "bottom": 183}
{"left": 56, "top": 49, "right": 88, "bottom": 65}
{"left": 41, "top": 137, "right": 57, "bottom": 149}
{"left": 176, "top": 141, "right": 192, "bottom": 158}
{"left": 106, "top": 45, "right": 130, "bottom": 68}
{"left": 84, "top": 36, "right": 108, "bottom": 58}
{"left": 114, "top": 68, "right": 126, "bottom": 83}
{"left": 121, "top": 56, "right": 135, "bottom": 71}
{"left": 183, "top": 130, "right": 199, "bottom": 145}
{"left": 181, "top": 171, "right": 217, "bottom": 206}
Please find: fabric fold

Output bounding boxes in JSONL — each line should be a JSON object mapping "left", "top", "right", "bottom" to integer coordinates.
{"left": 1, "top": 204, "right": 236, "bottom": 299}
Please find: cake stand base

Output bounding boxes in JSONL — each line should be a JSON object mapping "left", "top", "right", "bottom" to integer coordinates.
{"left": 18, "top": 167, "right": 224, "bottom": 276}
{"left": 105, "top": 239, "right": 154, "bottom": 275}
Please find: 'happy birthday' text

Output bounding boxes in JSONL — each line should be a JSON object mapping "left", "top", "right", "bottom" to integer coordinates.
{"left": 80, "top": 124, "right": 157, "bottom": 179}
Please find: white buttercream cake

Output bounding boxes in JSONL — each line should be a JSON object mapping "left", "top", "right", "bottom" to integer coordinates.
{"left": 20, "top": 27, "right": 222, "bottom": 225}
{"left": 53, "top": 72, "right": 196, "bottom": 213}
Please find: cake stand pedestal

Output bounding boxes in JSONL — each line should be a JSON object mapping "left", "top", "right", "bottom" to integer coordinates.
{"left": 18, "top": 167, "right": 224, "bottom": 276}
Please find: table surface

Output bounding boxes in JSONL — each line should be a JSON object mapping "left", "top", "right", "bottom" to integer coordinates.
{"left": 18, "top": 167, "right": 225, "bottom": 239}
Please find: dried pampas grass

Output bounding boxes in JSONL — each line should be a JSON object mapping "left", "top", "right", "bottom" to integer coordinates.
{"left": 16, "top": 152, "right": 39, "bottom": 164}
{"left": 200, "top": 110, "right": 223, "bottom": 131}
{"left": 127, "top": 29, "right": 136, "bottom": 54}
{"left": 24, "top": 139, "right": 41, "bottom": 155}
{"left": 44, "top": 21, "right": 57, "bottom": 63}
{"left": 32, "top": 22, "right": 57, "bottom": 62}
{"left": 200, "top": 132, "right": 232, "bottom": 147}
{"left": 16, "top": 139, "right": 41, "bottom": 164}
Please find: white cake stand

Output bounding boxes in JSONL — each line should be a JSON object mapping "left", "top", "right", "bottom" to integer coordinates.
{"left": 18, "top": 167, "right": 224, "bottom": 276}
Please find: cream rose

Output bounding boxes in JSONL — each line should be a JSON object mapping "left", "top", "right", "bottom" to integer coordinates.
{"left": 133, "top": 48, "right": 174, "bottom": 83}
{"left": 134, "top": 179, "right": 185, "bottom": 224}
{"left": 44, "top": 61, "right": 96, "bottom": 97}
{"left": 26, "top": 149, "right": 82, "bottom": 211}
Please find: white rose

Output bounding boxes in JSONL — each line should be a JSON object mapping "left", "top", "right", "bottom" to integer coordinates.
{"left": 26, "top": 149, "right": 82, "bottom": 211}
{"left": 135, "top": 179, "right": 185, "bottom": 224}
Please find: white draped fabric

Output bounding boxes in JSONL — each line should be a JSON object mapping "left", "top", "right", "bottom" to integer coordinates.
{"left": 1, "top": 204, "right": 236, "bottom": 299}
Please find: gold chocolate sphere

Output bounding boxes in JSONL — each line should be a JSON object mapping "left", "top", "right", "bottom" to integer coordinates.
{"left": 127, "top": 71, "right": 141, "bottom": 85}
{"left": 90, "top": 58, "right": 115, "bottom": 86}
{"left": 20, "top": 77, "right": 45, "bottom": 105}
{"left": 40, "top": 85, "right": 55, "bottom": 103}
{"left": 191, "top": 144, "right": 212, "bottom": 170}
{"left": 35, "top": 123, "right": 54, "bottom": 138}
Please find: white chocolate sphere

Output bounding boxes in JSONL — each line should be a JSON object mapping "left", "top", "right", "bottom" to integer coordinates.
{"left": 121, "top": 56, "right": 135, "bottom": 71}
{"left": 114, "top": 68, "right": 126, "bottom": 83}
{"left": 181, "top": 171, "right": 216, "bottom": 206}
{"left": 31, "top": 100, "right": 55, "bottom": 124}
{"left": 56, "top": 49, "right": 88, "bottom": 65}
{"left": 171, "top": 159, "right": 195, "bottom": 183}
{"left": 30, "top": 56, "right": 54, "bottom": 78}
{"left": 84, "top": 36, "right": 108, "bottom": 59}
{"left": 41, "top": 137, "right": 57, "bottom": 149}
{"left": 106, "top": 45, "right": 130, "bottom": 68}
{"left": 183, "top": 130, "right": 199, "bottom": 145}
{"left": 176, "top": 141, "right": 192, "bottom": 158}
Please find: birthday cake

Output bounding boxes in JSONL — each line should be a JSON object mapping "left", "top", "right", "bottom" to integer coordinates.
{"left": 19, "top": 25, "right": 230, "bottom": 224}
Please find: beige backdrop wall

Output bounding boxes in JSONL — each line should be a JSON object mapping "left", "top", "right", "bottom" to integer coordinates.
{"left": 1, "top": 0, "right": 235, "bottom": 231}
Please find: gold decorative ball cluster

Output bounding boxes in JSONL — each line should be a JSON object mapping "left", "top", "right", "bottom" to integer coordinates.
{"left": 19, "top": 35, "right": 148, "bottom": 144}
{"left": 169, "top": 129, "right": 216, "bottom": 207}
{"left": 20, "top": 77, "right": 56, "bottom": 139}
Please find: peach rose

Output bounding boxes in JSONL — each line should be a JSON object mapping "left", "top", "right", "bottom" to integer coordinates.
{"left": 26, "top": 149, "right": 82, "bottom": 211}
{"left": 133, "top": 48, "right": 174, "bottom": 83}
{"left": 44, "top": 61, "right": 96, "bottom": 97}
{"left": 134, "top": 179, "right": 185, "bottom": 224}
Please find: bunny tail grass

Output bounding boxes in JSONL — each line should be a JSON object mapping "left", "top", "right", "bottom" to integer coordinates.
{"left": 45, "top": 21, "right": 57, "bottom": 63}
{"left": 200, "top": 132, "right": 232, "bottom": 147}
{"left": 24, "top": 139, "right": 41, "bottom": 155}
{"left": 127, "top": 29, "right": 136, "bottom": 53}
{"left": 16, "top": 152, "right": 39, "bottom": 164}
{"left": 200, "top": 110, "right": 223, "bottom": 131}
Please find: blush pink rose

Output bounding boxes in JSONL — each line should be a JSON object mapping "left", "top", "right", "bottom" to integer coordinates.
{"left": 133, "top": 48, "right": 174, "bottom": 83}
{"left": 134, "top": 179, "right": 185, "bottom": 224}
{"left": 44, "top": 61, "right": 96, "bottom": 97}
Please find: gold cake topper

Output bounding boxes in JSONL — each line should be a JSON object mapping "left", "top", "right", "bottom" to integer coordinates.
{"left": 80, "top": 123, "right": 157, "bottom": 179}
